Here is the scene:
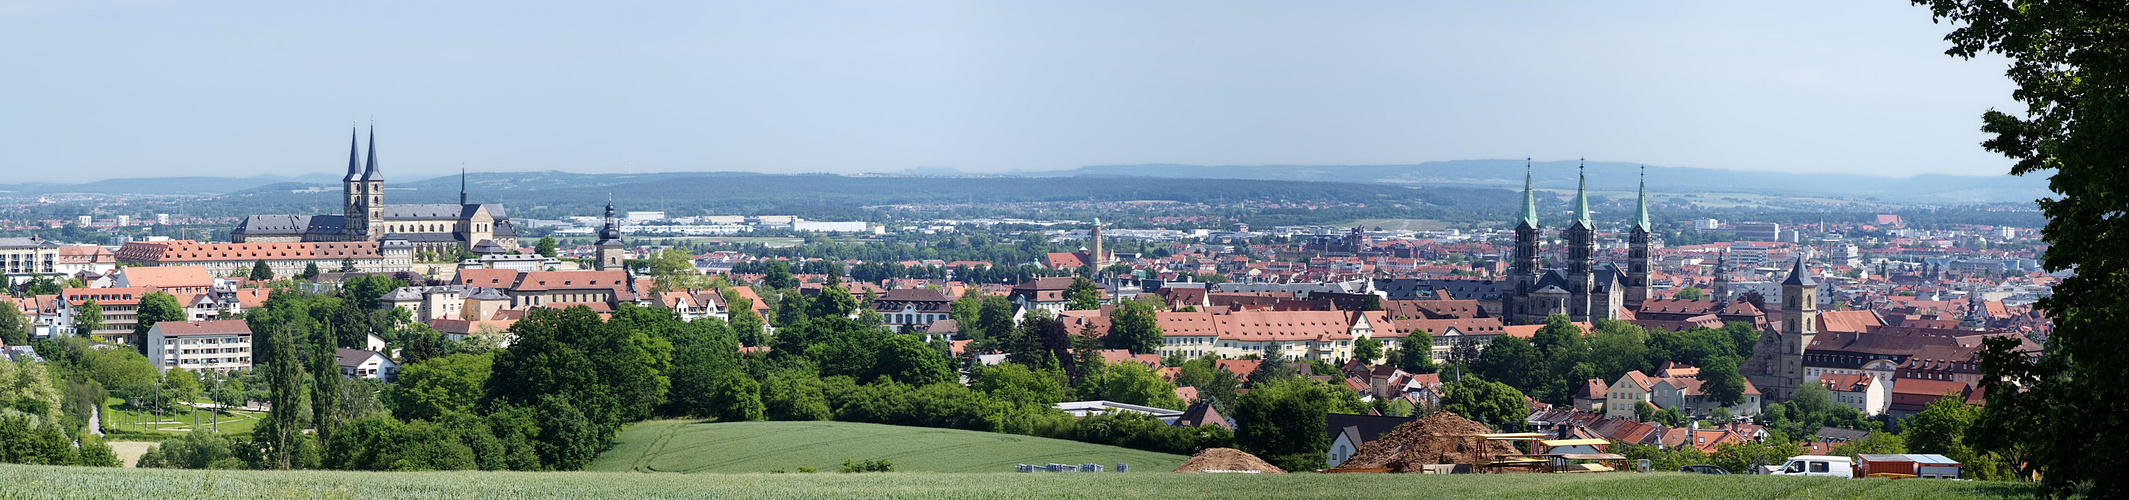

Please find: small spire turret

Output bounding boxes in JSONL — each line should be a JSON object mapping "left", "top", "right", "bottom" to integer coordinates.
{"left": 1571, "top": 158, "right": 1592, "bottom": 229}
{"left": 1517, "top": 158, "right": 1539, "bottom": 230}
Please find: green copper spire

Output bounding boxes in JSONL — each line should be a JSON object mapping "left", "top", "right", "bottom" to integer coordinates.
{"left": 1632, "top": 165, "right": 1651, "bottom": 231}
{"left": 1571, "top": 158, "right": 1592, "bottom": 228}
{"left": 1518, "top": 158, "right": 1539, "bottom": 229}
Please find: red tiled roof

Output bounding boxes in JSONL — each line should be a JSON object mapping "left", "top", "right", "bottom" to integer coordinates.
{"left": 152, "top": 320, "right": 252, "bottom": 336}
{"left": 118, "top": 240, "right": 385, "bottom": 263}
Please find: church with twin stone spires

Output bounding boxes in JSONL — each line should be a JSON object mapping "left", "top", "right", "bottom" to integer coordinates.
{"left": 231, "top": 126, "right": 518, "bottom": 255}
{"left": 1498, "top": 162, "right": 1651, "bottom": 325}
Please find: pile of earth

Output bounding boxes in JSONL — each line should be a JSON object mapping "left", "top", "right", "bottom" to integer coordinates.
{"left": 1333, "top": 411, "right": 1519, "bottom": 472}
{"left": 1173, "top": 448, "right": 1286, "bottom": 474}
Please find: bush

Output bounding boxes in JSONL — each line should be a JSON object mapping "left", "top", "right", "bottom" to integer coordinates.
{"left": 761, "top": 370, "right": 831, "bottom": 421}
{"left": 832, "top": 381, "right": 1004, "bottom": 432}
{"left": 1030, "top": 412, "right": 1234, "bottom": 456}
{"left": 137, "top": 429, "right": 235, "bottom": 469}
{"left": 1233, "top": 377, "right": 1332, "bottom": 473}
{"left": 839, "top": 458, "right": 893, "bottom": 473}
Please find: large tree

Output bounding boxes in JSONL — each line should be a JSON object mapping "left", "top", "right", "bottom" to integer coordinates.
{"left": 1439, "top": 375, "right": 1530, "bottom": 431}
{"left": 134, "top": 291, "right": 185, "bottom": 341}
{"left": 762, "top": 261, "right": 797, "bottom": 290}
{"left": 0, "top": 302, "right": 25, "bottom": 346}
{"left": 1105, "top": 299, "right": 1162, "bottom": 354}
{"left": 1471, "top": 335, "right": 1541, "bottom": 394}
{"left": 1064, "top": 277, "right": 1100, "bottom": 311}
{"left": 1232, "top": 377, "right": 1332, "bottom": 473}
{"left": 1695, "top": 355, "right": 1748, "bottom": 408}
{"left": 1912, "top": 2, "right": 2128, "bottom": 495}
{"left": 534, "top": 236, "right": 558, "bottom": 258}
{"left": 72, "top": 298, "right": 103, "bottom": 337}
{"left": 722, "top": 288, "right": 767, "bottom": 347}
{"left": 383, "top": 352, "right": 493, "bottom": 422}
{"left": 1088, "top": 361, "right": 1186, "bottom": 410}
{"left": 248, "top": 260, "right": 274, "bottom": 281}
{"left": 484, "top": 304, "right": 672, "bottom": 441}
{"left": 1351, "top": 335, "right": 1382, "bottom": 366}
{"left": 1398, "top": 334, "right": 1438, "bottom": 374}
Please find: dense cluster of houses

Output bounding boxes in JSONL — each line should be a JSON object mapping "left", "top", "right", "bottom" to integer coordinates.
{"left": 0, "top": 197, "right": 2048, "bottom": 448}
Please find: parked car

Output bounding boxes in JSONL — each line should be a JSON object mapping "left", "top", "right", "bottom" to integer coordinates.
{"left": 1678, "top": 464, "right": 1730, "bottom": 475}
{"left": 1767, "top": 455, "right": 1855, "bottom": 478}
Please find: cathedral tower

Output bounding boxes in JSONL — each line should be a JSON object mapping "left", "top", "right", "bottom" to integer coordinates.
{"left": 1564, "top": 160, "right": 1597, "bottom": 320}
{"left": 342, "top": 125, "right": 365, "bottom": 236}
{"left": 343, "top": 125, "right": 385, "bottom": 238}
{"left": 1625, "top": 167, "right": 1653, "bottom": 310}
{"left": 1508, "top": 160, "right": 1542, "bottom": 324}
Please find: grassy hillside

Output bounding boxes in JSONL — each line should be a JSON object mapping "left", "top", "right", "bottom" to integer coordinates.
{"left": 589, "top": 420, "right": 1187, "bottom": 473}
{"left": 0, "top": 464, "right": 2035, "bottom": 500}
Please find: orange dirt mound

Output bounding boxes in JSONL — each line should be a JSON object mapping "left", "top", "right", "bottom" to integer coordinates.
{"left": 1334, "top": 411, "right": 1520, "bottom": 472}
{"left": 1173, "top": 448, "right": 1287, "bottom": 473}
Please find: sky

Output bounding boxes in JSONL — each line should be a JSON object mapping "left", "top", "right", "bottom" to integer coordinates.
{"left": 0, "top": 1, "right": 2022, "bottom": 183}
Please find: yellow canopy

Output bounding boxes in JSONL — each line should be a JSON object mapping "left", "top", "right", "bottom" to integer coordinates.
{"left": 1540, "top": 439, "right": 1611, "bottom": 447}
{"left": 1554, "top": 453, "right": 1628, "bottom": 461}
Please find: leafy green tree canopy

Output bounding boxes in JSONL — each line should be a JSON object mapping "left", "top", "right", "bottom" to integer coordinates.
{"left": 1911, "top": 1, "right": 2129, "bottom": 495}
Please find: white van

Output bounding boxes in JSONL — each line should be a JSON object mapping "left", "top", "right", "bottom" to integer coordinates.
{"left": 1768, "top": 455, "right": 1855, "bottom": 478}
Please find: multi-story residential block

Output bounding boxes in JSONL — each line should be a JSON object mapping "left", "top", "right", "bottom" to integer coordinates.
{"left": 0, "top": 237, "right": 60, "bottom": 284}
{"left": 58, "top": 287, "right": 145, "bottom": 343}
{"left": 53, "top": 245, "right": 116, "bottom": 277}
{"left": 145, "top": 320, "right": 253, "bottom": 372}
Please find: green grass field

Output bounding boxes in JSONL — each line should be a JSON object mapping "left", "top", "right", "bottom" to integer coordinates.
{"left": 101, "top": 398, "right": 265, "bottom": 438}
{"left": 589, "top": 420, "right": 1187, "bottom": 473}
{"left": 0, "top": 464, "right": 2036, "bottom": 500}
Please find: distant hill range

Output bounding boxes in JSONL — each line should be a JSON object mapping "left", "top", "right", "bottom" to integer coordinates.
{"left": 0, "top": 160, "right": 2047, "bottom": 205}
{"left": 1047, "top": 160, "right": 2049, "bottom": 203}
{"left": 192, "top": 172, "right": 1498, "bottom": 221}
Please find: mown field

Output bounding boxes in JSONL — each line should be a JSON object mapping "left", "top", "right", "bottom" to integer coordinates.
{"left": 0, "top": 464, "right": 2035, "bottom": 500}
{"left": 589, "top": 420, "right": 1187, "bottom": 473}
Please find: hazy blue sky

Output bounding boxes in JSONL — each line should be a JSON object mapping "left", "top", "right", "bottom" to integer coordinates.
{"left": 0, "top": 1, "right": 2018, "bottom": 182}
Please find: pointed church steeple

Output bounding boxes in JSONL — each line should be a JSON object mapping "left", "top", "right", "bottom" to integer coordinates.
{"left": 460, "top": 166, "right": 469, "bottom": 205}
{"left": 1517, "top": 158, "right": 1539, "bottom": 230}
{"left": 344, "top": 126, "right": 362, "bottom": 182}
{"left": 1783, "top": 256, "right": 1816, "bottom": 286}
{"left": 1571, "top": 158, "right": 1592, "bottom": 229}
{"left": 1632, "top": 165, "right": 1651, "bottom": 232}
{"left": 359, "top": 124, "right": 383, "bottom": 181}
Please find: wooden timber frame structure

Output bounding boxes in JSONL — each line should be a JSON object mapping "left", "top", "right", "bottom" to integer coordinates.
{"left": 1473, "top": 433, "right": 1630, "bottom": 473}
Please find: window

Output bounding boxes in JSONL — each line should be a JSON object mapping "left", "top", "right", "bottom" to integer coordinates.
{"left": 1809, "top": 462, "right": 1830, "bottom": 473}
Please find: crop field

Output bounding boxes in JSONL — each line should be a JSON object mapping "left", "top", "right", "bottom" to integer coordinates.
{"left": 0, "top": 464, "right": 2036, "bottom": 500}
{"left": 589, "top": 420, "right": 1187, "bottom": 473}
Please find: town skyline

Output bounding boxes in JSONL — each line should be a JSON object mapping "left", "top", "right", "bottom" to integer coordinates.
{"left": 2, "top": 1, "right": 2018, "bottom": 182}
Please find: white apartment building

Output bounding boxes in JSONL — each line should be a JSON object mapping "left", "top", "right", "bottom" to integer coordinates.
{"left": 146, "top": 320, "right": 253, "bottom": 372}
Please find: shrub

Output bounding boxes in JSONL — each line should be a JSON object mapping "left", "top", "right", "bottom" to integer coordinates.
{"left": 839, "top": 458, "right": 893, "bottom": 473}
